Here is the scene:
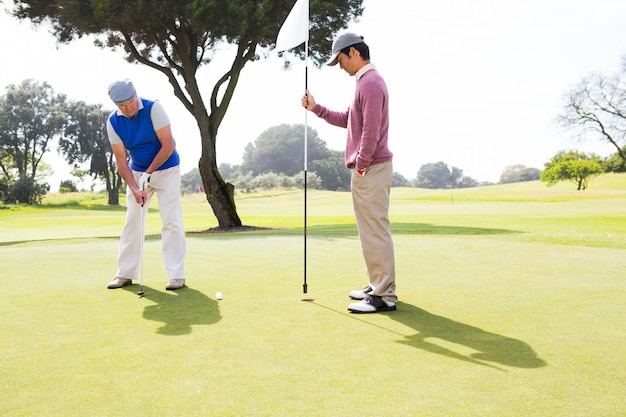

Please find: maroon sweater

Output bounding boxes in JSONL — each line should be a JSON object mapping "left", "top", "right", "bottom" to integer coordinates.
{"left": 313, "top": 67, "right": 392, "bottom": 170}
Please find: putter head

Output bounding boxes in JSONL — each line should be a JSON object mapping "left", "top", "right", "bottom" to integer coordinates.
{"left": 137, "top": 290, "right": 145, "bottom": 297}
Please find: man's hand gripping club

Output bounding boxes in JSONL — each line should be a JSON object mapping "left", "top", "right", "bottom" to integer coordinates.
{"left": 138, "top": 172, "right": 151, "bottom": 206}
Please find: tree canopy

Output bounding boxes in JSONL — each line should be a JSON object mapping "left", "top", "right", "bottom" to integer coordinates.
{"left": 540, "top": 150, "right": 603, "bottom": 190}
{"left": 309, "top": 149, "right": 351, "bottom": 191}
{"left": 241, "top": 124, "right": 330, "bottom": 176}
{"left": 12, "top": 0, "right": 364, "bottom": 226}
{"left": 58, "top": 101, "right": 122, "bottom": 204}
{"left": 415, "top": 161, "right": 464, "bottom": 189}
{"left": 0, "top": 79, "right": 66, "bottom": 203}
{"left": 240, "top": 124, "right": 350, "bottom": 191}
{"left": 604, "top": 146, "right": 626, "bottom": 172}
{"left": 499, "top": 164, "right": 541, "bottom": 184}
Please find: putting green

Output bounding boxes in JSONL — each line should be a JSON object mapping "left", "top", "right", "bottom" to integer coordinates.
{"left": 1, "top": 180, "right": 625, "bottom": 416}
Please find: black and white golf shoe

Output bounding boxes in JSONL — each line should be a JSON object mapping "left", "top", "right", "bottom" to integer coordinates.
{"left": 348, "top": 295, "right": 396, "bottom": 314}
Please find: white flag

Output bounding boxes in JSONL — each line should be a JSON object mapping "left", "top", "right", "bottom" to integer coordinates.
{"left": 275, "top": 0, "right": 309, "bottom": 52}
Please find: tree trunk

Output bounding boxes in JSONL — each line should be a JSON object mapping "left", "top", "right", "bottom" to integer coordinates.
{"left": 198, "top": 120, "right": 241, "bottom": 228}
{"left": 105, "top": 165, "right": 121, "bottom": 205}
{"left": 187, "top": 43, "right": 253, "bottom": 229}
{"left": 108, "top": 187, "right": 119, "bottom": 205}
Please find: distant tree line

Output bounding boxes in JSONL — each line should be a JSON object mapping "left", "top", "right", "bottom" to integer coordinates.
{"left": 5, "top": 58, "right": 626, "bottom": 205}
{"left": 180, "top": 124, "right": 540, "bottom": 193}
{"left": 177, "top": 120, "right": 626, "bottom": 194}
{"left": 0, "top": 79, "right": 120, "bottom": 205}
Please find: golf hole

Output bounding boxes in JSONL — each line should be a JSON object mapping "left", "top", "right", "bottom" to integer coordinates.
{"left": 301, "top": 298, "right": 314, "bottom": 302}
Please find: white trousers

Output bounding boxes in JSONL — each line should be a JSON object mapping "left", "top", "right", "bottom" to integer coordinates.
{"left": 116, "top": 166, "right": 186, "bottom": 281}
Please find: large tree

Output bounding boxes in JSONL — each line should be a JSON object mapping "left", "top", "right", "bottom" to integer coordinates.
{"left": 58, "top": 101, "right": 122, "bottom": 205}
{"left": 0, "top": 79, "right": 66, "bottom": 203}
{"left": 415, "top": 161, "right": 463, "bottom": 190}
{"left": 558, "top": 61, "right": 626, "bottom": 163}
{"left": 240, "top": 124, "right": 352, "bottom": 191}
{"left": 13, "top": 0, "right": 364, "bottom": 227}
{"left": 309, "top": 149, "right": 351, "bottom": 191}
{"left": 604, "top": 146, "right": 626, "bottom": 173}
{"left": 540, "top": 150, "right": 603, "bottom": 190}
{"left": 499, "top": 164, "right": 541, "bottom": 184}
{"left": 241, "top": 124, "right": 330, "bottom": 176}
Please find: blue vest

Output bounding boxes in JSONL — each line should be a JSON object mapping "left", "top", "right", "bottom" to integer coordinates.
{"left": 109, "top": 98, "right": 180, "bottom": 172}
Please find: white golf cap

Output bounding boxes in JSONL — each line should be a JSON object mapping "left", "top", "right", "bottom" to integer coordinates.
{"left": 325, "top": 33, "right": 365, "bottom": 66}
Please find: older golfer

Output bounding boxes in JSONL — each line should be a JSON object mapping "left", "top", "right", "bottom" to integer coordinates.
{"left": 105, "top": 78, "right": 186, "bottom": 291}
{"left": 301, "top": 33, "right": 397, "bottom": 313}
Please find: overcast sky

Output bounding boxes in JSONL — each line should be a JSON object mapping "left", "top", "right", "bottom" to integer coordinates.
{"left": 2, "top": 0, "right": 626, "bottom": 190}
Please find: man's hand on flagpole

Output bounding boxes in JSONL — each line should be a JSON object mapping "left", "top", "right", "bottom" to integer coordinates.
{"left": 302, "top": 89, "right": 316, "bottom": 111}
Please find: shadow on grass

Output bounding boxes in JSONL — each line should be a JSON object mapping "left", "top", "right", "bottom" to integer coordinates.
{"left": 391, "top": 222, "right": 520, "bottom": 236}
{"left": 187, "top": 222, "right": 521, "bottom": 240}
{"left": 386, "top": 302, "right": 547, "bottom": 369}
{"left": 0, "top": 221, "right": 519, "bottom": 247}
{"left": 0, "top": 234, "right": 160, "bottom": 247}
{"left": 307, "top": 300, "right": 545, "bottom": 370}
{"left": 123, "top": 286, "right": 220, "bottom": 335}
{"left": 10, "top": 200, "right": 131, "bottom": 211}
{"left": 303, "top": 222, "right": 520, "bottom": 238}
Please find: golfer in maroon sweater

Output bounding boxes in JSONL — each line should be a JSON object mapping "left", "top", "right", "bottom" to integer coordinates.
{"left": 302, "top": 33, "right": 397, "bottom": 313}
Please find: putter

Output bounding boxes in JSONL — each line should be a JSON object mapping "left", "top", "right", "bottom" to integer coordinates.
{"left": 138, "top": 199, "right": 145, "bottom": 297}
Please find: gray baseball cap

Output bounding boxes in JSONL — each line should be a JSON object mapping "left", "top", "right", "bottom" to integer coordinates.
{"left": 326, "top": 33, "right": 365, "bottom": 66}
{"left": 108, "top": 79, "right": 137, "bottom": 104}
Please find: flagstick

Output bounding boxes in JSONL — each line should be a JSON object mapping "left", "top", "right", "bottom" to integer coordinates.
{"left": 303, "top": 40, "right": 309, "bottom": 294}
{"left": 273, "top": 0, "right": 310, "bottom": 293}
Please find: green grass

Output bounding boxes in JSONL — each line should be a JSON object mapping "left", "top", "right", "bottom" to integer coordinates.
{"left": 1, "top": 176, "right": 625, "bottom": 416}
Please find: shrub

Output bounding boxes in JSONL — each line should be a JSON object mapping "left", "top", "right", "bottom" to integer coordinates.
{"left": 3, "top": 177, "right": 50, "bottom": 204}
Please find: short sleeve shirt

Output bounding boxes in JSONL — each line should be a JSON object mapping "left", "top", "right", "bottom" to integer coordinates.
{"left": 106, "top": 98, "right": 170, "bottom": 145}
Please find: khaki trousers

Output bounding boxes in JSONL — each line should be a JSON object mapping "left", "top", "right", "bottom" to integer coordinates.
{"left": 116, "top": 166, "right": 186, "bottom": 281}
{"left": 351, "top": 160, "right": 397, "bottom": 301}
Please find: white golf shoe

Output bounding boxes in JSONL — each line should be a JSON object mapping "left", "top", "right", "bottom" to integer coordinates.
{"left": 107, "top": 277, "right": 132, "bottom": 289}
{"left": 166, "top": 279, "right": 185, "bottom": 290}
{"left": 349, "top": 285, "right": 373, "bottom": 300}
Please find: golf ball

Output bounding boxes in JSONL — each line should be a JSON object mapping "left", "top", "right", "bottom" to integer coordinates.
{"left": 216, "top": 292, "right": 223, "bottom": 300}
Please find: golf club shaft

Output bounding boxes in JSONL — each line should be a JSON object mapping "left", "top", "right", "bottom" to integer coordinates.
{"left": 140, "top": 202, "right": 144, "bottom": 292}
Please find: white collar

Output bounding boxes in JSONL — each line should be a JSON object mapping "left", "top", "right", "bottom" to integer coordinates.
{"left": 356, "top": 63, "right": 375, "bottom": 80}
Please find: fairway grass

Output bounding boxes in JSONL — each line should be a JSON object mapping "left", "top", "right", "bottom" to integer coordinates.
{"left": 1, "top": 177, "right": 625, "bottom": 416}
